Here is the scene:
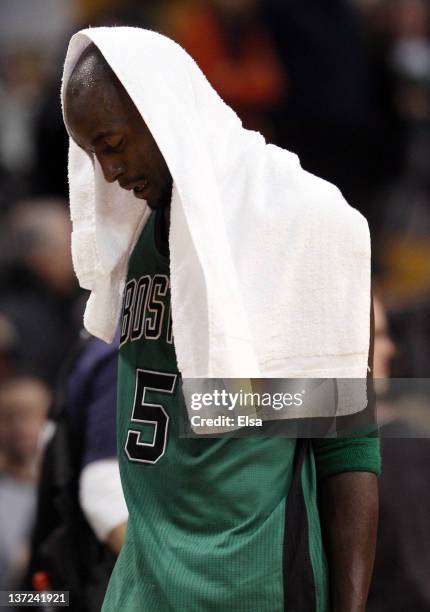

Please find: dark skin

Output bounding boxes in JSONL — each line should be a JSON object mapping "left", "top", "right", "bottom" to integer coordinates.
{"left": 64, "top": 48, "right": 378, "bottom": 611}
{"left": 318, "top": 298, "right": 378, "bottom": 612}
{"left": 320, "top": 472, "right": 378, "bottom": 612}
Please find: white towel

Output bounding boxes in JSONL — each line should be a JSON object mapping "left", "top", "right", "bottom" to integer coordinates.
{"left": 61, "top": 27, "right": 371, "bottom": 421}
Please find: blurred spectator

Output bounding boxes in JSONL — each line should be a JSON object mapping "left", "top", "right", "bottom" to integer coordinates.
{"left": 0, "top": 48, "right": 45, "bottom": 174}
{"left": 70, "top": 333, "right": 127, "bottom": 557}
{"left": 161, "top": 0, "right": 285, "bottom": 138}
{"left": 368, "top": 294, "right": 430, "bottom": 611}
{"left": 0, "top": 376, "right": 51, "bottom": 591}
{"left": 0, "top": 197, "right": 82, "bottom": 386}
{"left": 0, "top": 0, "right": 74, "bottom": 209}
{"left": 26, "top": 332, "right": 125, "bottom": 612}
{"left": 0, "top": 47, "right": 47, "bottom": 208}
{"left": 11, "top": 198, "right": 75, "bottom": 295}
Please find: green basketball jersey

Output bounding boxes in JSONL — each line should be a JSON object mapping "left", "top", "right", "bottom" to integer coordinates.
{"left": 102, "top": 210, "right": 329, "bottom": 612}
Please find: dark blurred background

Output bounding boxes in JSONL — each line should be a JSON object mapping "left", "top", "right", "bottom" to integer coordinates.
{"left": 1, "top": 0, "right": 430, "bottom": 609}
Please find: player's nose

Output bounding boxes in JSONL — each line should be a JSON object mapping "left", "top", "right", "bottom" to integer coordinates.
{"left": 103, "top": 160, "right": 126, "bottom": 184}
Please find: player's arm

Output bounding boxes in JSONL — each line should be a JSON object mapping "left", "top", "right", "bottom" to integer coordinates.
{"left": 314, "top": 296, "right": 380, "bottom": 612}
{"left": 318, "top": 470, "right": 378, "bottom": 612}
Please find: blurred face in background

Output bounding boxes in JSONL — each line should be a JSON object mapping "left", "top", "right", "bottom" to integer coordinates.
{"left": 11, "top": 199, "right": 75, "bottom": 295}
{"left": 0, "top": 377, "right": 50, "bottom": 468}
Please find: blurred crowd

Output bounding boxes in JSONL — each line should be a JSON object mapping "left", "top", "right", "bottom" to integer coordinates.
{"left": 1, "top": 0, "right": 430, "bottom": 609}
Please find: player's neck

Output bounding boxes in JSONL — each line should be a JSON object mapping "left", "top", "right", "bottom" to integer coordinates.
{"left": 155, "top": 205, "right": 170, "bottom": 258}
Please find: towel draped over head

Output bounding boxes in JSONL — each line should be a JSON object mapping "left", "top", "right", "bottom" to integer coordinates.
{"left": 61, "top": 27, "right": 371, "bottom": 421}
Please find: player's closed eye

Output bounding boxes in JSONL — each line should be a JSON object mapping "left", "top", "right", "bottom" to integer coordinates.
{"left": 105, "top": 136, "right": 124, "bottom": 152}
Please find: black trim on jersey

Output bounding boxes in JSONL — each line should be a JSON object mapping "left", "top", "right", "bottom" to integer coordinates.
{"left": 282, "top": 439, "right": 317, "bottom": 611}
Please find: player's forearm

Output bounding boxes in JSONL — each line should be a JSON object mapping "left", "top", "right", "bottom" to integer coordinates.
{"left": 319, "top": 471, "right": 378, "bottom": 612}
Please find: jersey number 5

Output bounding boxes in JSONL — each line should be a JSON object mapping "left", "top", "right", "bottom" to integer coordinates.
{"left": 125, "top": 369, "right": 177, "bottom": 464}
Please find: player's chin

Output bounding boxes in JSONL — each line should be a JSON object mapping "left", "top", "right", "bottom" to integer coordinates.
{"left": 146, "top": 196, "right": 163, "bottom": 210}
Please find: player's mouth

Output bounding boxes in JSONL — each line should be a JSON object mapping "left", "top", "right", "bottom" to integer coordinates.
{"left": 121, "top": 178, "right": 150, "bottom": 199}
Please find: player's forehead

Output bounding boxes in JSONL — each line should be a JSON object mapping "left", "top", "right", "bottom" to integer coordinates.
{"left": 65, "top": 77, "right": 120, "bottom": 122}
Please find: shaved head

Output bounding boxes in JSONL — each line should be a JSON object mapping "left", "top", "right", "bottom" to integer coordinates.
{"left": 67, "top": 43, "right": 116, "bottom": 98}
{"left": 65, "top": 43, "right": 121, "bottom": 122}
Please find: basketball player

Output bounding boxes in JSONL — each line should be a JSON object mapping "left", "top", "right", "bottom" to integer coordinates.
{"left": 63, "top": 41, "right": 380, "bottom": 612}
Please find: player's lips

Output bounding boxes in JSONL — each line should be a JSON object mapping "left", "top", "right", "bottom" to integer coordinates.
{"left": 120, "top": 178, "right": 150, "bottom": 199}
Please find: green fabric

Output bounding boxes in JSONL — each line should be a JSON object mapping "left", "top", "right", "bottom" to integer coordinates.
{"left": 103, "top": 210, "right": 377, "bottom": 612}
{"left": 103, "top": 211, "right": 298, "bottom": 611}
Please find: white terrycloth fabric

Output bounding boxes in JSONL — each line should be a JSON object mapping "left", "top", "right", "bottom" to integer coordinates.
{"left": 61, "top": 27, "right": 371, "bottom": 394}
